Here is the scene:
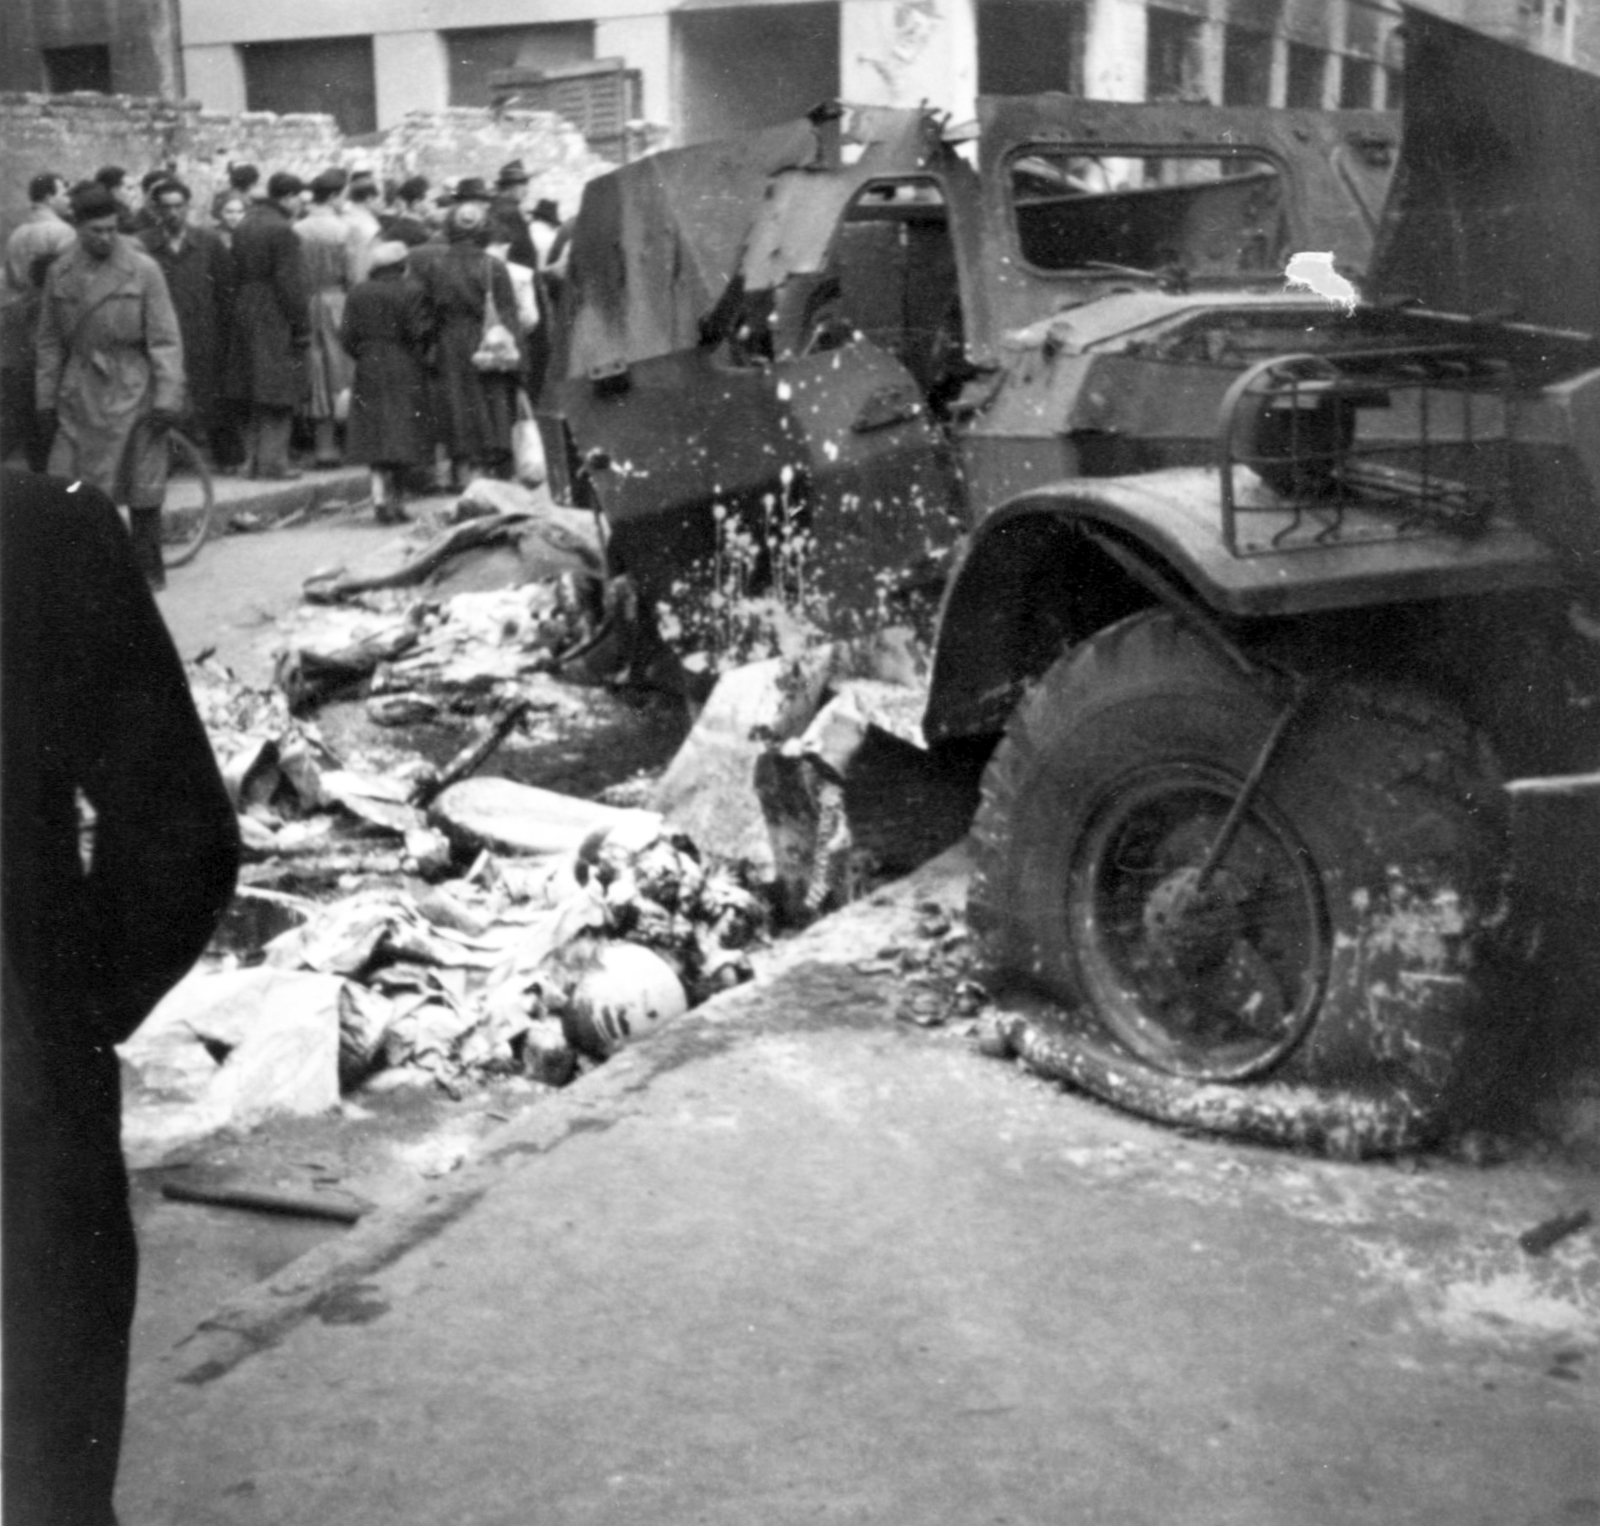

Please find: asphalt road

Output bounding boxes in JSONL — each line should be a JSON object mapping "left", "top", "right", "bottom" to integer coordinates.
{"left": 119, "top": 849, "right": 1600, "bottom": 1526}
{"left": 155, "top": 490, "right": 445, "bottom": 683}
{"left": 126, "top": 493, "right": 1600, "bottom": 1525}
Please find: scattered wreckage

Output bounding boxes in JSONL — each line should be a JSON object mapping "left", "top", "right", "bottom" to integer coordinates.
{"left": 123, "top": 499, "right": 953, "bottom": 1162}
{"left": 526, "top": 7, "right": 1600, "bottom": 1153}
{"left": 124, "top": 643, "right": 773, "bottom": 1164}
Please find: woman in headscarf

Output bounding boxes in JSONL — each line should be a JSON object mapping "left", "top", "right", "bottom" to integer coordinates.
{"left": 409, "top": 179, "right": 522, "bottom": 489}
{"left": 339, "top": 241, "right": 433, "bottom": 523}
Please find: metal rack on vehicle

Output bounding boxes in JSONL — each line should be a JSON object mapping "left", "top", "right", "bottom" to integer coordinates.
{"left": 1216, "top": 343, "right": 1515, "bottom": 557}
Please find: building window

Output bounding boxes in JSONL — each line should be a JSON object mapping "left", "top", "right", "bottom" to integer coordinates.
{"left": 1222, "top": 25, "right": 1272, "bottom": 106}
{"left": 242, "top": 36, "right": 377, "bottom": 136}
{"left": 444, "top": 25, "right": 596, "bottom": 109}
{"left": 44, "top": 44, "right": 112, "bottom": 94}
{"left": 1147, "top": 8, "right": 1207, "bottom": 102}
{"left": 674, "top": 4, "right": 839, "bottom": 145}
{"left": 1339, "top": 55, "right": 1375, "bottom": 109}
{"left": 1008, "top": 146, "right": 1286, "bottom": 276}
{"left": 978, "top": 0, "right": 1086, "bottom": 96}
{"left": 1381, "top": 30, "right": 1404, "bottom": 110}
{"left": 1285, "top": 41, "right": 1325, "bottom": 107}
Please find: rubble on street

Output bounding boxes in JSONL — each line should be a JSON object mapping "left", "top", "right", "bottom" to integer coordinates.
{"left": 120, "top": 508, "right": 970, "bottom": 1165}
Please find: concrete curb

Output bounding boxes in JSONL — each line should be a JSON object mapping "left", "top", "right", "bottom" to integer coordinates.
{"left": 164, "top": 466, "right": 371, "bottom": 544}
{"left": 128, "top": 846, "right": 971, "bottom": 1398}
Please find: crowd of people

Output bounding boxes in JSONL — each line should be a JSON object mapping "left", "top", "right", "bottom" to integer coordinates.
{"left": 0, "top": 156, "right": 570, "bottom": 583}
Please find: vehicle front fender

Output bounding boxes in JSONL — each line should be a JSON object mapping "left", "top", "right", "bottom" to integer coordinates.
{"left": 924, "top": 465, "right": 1566, "bottom": 742}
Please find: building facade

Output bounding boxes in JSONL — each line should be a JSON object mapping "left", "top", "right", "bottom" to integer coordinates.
{"left": 0, "top": 0, "right": 184, "bottom": 99}
{"left": 0, "top": 0, "right": 1592, "bottom": 146}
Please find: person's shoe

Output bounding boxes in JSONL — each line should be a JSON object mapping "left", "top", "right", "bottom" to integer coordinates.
{"left": 375, "top": 502, "right": 411, "bottom": 525}
{"left": 254, "top": 466, "right": 303, "bottom": 481}
{"left": 312, "top": 457, "right": 343, "bottom": 470}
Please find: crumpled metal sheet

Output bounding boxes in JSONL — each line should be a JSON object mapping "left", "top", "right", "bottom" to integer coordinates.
{"left": 119, "top": 967, "right": 346, "bottom": 1167}
{"left": 318, "top": 770, "right": 428, "bottom": 837}
{"left": 1367, "top": 6, "right": 1600, "bottom": 338}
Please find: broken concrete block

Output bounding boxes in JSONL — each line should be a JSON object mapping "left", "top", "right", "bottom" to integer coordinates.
{"left": 119, "top": 967, "right": 345, "bottom": 1166}
{"left": 338, "top": 981, "right": 396, "bottom": 1089}
{"left": 320, "top": 769, "right": 430, "bottom": 836}
{"left": 652, "top": 650, "right": 835, "bottom": 873}
{"left": 429, "top": 776, "right": 661, "bottom": 859}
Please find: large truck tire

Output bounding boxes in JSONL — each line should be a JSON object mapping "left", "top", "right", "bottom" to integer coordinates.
{"left": 969, "top": 610, "right": 1512, "bottom": 1143}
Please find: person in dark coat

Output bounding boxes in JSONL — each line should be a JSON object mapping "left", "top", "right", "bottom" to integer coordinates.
{"left": 94, "top": 165, "right": 141, "bottom": 234}
{"left": 226, "top": 170, "right": 310, "bottom": 479}
{"left": 339, "top": 240, "right": 434, "bottom": 522}
{"left": 211, "top": 161, "right": 260, "bottom": 224}
{"left": 411, "top": 187, "right": 523, "bottom": 487}
{"left": 139, "top": 177, "right": 236, "bottom": 466}
{"left": 490, "top": 159, "right": 539, "bottom": 271}
{"left": 1, "top": 467, "right": 240, "bottom": 1526}
{"left": 382, "top": 174, "right": 436, "bottom": 248}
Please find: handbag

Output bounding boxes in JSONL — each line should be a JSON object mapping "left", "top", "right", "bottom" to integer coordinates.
{"left": 511, "top": 389, "right": 546, "bottom": 486}
{"left": 471, "top": 260, "right": 522, "bottom": 374}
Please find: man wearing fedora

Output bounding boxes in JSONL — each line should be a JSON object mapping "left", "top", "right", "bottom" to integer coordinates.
{"left": 491, "top": 159, "right": 539, "bottom": 271}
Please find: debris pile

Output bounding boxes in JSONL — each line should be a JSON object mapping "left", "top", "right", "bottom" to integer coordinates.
{"left": 129, "top": 520, "right": 975, "bottom": 1161}
{"left": 656, "top": 628, "right": 978, "bottom": 921}
{"left": 853, "top": 898, "right": 988, "bottom": 1030}
{"left": 261, "top": 813, "right": 767, "bottom": 1092}
{"left": 274, "top": 580, "right": 602, "bottom": 720}
{"left": 122, "top": 806, "right": 768, "bottom": 1163}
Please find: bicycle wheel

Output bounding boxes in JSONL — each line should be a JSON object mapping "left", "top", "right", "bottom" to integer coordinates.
{"left": 161, "top": 428, "right": 215, "bottom": 568}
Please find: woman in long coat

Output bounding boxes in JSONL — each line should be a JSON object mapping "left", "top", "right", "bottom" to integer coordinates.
{"left": 411, "top": 192, "right": 522, "bottom": 487}
{"left": 338, "top": 241, "right": 433, "bottom": 522}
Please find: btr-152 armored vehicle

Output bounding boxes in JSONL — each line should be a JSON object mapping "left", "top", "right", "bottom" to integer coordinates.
{"left": 539, "top": 7, "right": 1600, "bottom": 1148}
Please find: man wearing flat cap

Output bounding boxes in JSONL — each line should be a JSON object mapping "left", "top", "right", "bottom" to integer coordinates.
{"left": 225, "top": 170, "right": 309, "bottom": 479}
{"left": 35, "top": 181, "right": 185, "bottom": 586}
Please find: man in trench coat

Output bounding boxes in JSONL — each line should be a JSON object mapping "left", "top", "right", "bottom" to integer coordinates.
{"left": 296, "top": 168, "right": 356, "bottom": 468}
{"left": 34, "top": 182, "right": 185, "bottom": 586}
{"left": 1, "top": 467, "right": 240, "bottom": 1524}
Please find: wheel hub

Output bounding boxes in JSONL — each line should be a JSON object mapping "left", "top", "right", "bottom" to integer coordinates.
{"left": 1069, "top": 769, "right": 1327, "bottom": 1081}
{"left": 1140, "top": 865, "right": 1246, "bottom": 975}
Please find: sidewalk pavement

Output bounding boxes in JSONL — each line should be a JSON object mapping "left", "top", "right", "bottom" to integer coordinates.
{"left": 166, "top": 461, "right": 372, "bottom": 544}
{"left": 118, "top": 847, "right": 1600, "bottom": 1526}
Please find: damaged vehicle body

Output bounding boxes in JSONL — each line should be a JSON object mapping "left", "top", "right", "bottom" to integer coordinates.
{"left": 537, "top": 87, "right": 1395, "bottom": 627}
{"left": 538, "top": 6, "right": 1600, "bottom": 1152}
{"left": 932, "top": 8, "right": 1600, "bottom": 1152}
